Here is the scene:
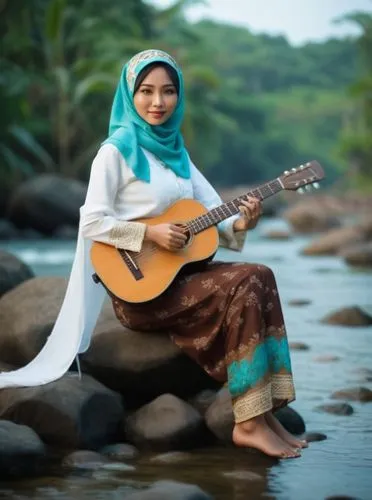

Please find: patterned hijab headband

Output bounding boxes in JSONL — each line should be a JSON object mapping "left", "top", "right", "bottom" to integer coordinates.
{"left": 126, "top": 49, "right": 179, "bottom": 93}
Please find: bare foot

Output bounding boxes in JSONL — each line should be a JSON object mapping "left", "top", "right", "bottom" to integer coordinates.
{"left": 232, "top": 415, "right": 301, "bottom": 459}
{"left": 265, "top": 411, "right": 308, "bottom": 449}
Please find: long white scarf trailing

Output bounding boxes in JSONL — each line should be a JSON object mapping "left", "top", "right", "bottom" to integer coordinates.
{"left": 0, "top": 216, "right": 106, "bottom": 388}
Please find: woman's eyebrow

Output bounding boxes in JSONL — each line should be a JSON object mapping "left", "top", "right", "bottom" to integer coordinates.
{"left": 140, "top": 83, "right": 175, "bottom": 88}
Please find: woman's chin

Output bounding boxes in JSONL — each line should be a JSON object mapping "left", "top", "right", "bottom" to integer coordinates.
{"left": 146, "top": 115, "right": 168, "bottom": 126}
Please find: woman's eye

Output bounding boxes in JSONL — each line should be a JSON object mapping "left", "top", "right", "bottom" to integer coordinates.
{"left": 141, "top": 89, "right": 151, "bottom": 95}
{"left": 165, "top": 89, "right": 176, "bottom": 95}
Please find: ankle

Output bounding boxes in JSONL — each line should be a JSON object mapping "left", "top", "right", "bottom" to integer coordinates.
{"left": 235, "top": 415, "right": 263, "bottom": 433}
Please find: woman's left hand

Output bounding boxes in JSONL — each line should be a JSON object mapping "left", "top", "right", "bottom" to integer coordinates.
{"left": 233, "top": 196, "right": 262, "bottom": 232}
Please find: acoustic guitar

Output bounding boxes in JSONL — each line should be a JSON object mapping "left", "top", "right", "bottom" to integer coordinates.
{"left": 91, "top": 160, "right": 324, "bottom": 303}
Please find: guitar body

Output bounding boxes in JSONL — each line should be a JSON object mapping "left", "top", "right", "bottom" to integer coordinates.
{"left": 90, "top": 198, "right": 219, "bottom": 303}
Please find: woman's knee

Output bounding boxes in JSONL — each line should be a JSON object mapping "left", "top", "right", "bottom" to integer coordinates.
{"left": 240, "top": 263, "right": 274, "bottom": 280}
{"left": 256, "top": 264, "right": 275, "bottom": 280}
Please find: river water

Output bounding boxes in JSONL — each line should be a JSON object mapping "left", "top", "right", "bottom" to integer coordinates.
{"left": 0, "top": 218, "right": 371, "bottom": 500}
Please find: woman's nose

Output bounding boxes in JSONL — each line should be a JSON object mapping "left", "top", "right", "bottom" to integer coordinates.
{"left": 152, "top": 92, "right": 164, "bottom": 107}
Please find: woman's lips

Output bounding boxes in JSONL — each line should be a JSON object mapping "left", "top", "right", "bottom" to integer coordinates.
{"left": 149, "top": 111, "right": 166, "bottom": 119}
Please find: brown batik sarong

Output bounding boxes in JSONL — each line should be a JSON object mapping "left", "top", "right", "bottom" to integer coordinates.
{"left": 111, "top": 261, "right": 295, "bottom": 422}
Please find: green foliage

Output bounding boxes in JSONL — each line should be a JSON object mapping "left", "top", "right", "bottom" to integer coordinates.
{"left": 337, "top": 11, "right": 372, "bottom": 188}
{"left": 0, "top": 0, "right": 365, "bottom": 194}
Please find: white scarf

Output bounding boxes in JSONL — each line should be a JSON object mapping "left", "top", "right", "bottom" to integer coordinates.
{"left": 0, "top": 215, "right": 105, "bottom": 388}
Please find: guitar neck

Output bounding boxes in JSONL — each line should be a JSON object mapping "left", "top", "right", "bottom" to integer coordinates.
{"left": 189, "top": 178, "right": 283, "bottom": 234}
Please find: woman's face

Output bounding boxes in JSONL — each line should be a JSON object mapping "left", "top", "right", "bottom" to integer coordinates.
{"left": 133, "top": 66, "right": 178, "bottom": 126}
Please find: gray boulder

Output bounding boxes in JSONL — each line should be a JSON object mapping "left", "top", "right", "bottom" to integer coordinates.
{"left": 125, "top": 394, "right": 208, "bottom": 451}
{"left": 7, "top": 174, "right": 86, "bottom": 234}
{"left": 0, "top": 276, "right": 67, "bottom": 366}
{"left": 0, "top": 277, "right": 221, "bottom": 407}
{"left": 0, "top": 374, "right": 123, "bottom": 449}
{"left": 0, "top": 250, "right": 34, "bottom": 299}
{"left": 82, "top": 303, "right": 221, "bottom": 408}
{"left": 0, "top": 420, "right": 46, "bottom": 478}
{"left": 321, "top": 306, "right": 372, "bottom": 327}
{"left": 342, "top": 241, "right": 372, "bottom": 268}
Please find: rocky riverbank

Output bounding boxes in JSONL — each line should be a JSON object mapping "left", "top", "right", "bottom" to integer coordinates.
{"left": 0, "top": 177, "right": 372, "bottom": 498}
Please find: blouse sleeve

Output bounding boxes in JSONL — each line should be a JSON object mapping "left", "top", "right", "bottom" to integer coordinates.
{"left": 80, "top": 145, "right": 146, "bottom": 252}
{"left": 189, "top": 161, "right": 247, "bottom": 252}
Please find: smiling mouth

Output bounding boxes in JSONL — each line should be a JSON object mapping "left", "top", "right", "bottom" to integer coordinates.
{"left": 149, "top": 111, "right": 166, "bottom": 117}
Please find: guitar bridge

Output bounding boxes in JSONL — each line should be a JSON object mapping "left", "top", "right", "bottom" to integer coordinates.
{"left": 118, "top": 249, "right": 144, "bottom": 281}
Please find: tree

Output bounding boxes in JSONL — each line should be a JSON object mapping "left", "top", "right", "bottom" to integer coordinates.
{"left": 339, "top": 12, "right": 372, "bottom": 188}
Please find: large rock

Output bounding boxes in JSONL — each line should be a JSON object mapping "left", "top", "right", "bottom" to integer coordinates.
{"left": 0, "top": 250, "right": 34, "bottom": 299}
{"left": 82, "top": 304, "right": 221, "bottom": 409}
{"left": 0, "top": 277, "right": 220, "bottom": 406}
{"left": 0, "top": 276, "right": 67, "bottom": 366}
{"left": 125, "top": 394, "right": 208, "bottom": 451}
{"left": 204, "top": 388, "right": 234, "bottom": 444}
{"left": 302, "top": 225, "right": 370, "bottom": 256}
{"left": 0, "top": 420, "right": 46, "bottom": 478}
{"left": 7, "top": 174, "right": 86, "bottom": 234}
{"left": 0, "top": 219, "right": 19, "bottom": 239}
{"left": 283, "top": 198, "right": 341, "bottom": 234}
{"left": 0, "top": 374, "right": 123, "bottom": 449}
{"left": 342, "top": 242, "right": 372, "bottom": 268}
{"left": 321, "top": 306, "right": 372, "bottom": 327}
{"left": 331, "top": 387, "right": 372, "bottom": 402}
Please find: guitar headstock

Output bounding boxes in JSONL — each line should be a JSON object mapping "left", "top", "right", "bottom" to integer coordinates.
{"left": 279, "top": 161, "right": 325, "bottom": 192}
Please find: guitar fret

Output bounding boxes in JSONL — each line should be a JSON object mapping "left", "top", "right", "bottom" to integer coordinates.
{"left": 189, "top": 178, "right": 284, "bottom": 234}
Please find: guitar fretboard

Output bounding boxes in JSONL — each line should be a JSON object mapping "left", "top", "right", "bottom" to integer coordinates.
{"left": 188, "top": 178, "right": 282, "bottom": 234}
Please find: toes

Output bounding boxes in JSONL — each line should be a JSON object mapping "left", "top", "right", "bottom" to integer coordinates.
{"left": 283, "top": 450, "right": 301, "bottom": 459}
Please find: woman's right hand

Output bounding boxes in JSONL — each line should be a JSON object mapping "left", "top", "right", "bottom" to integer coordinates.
{"left": 145, "top": 223, "right": 187, "bottom": 251}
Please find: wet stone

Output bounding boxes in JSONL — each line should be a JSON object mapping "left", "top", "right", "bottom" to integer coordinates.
{"left": 321, "top": 306, "right": 372, "bottom": 327}
{"left": 101, "top": 462, "right": 136, "bottom": 471}
{"left": 288, "top": 299, "right": 311, "bottom": 306}
{"left": 313, "top": 355, "right": 340, "bottom": 363}
{"left": 325, "top": 496, "right": 360, "bottom": 500}
{"left": 315, "top": 403, "right": 354, "bottom": 416}
{"left": 188, "top": 389, "right": 217, "bottom": 416}
{"left": 61, "top": 450, "right": 109, "bottom": 469}
{"left": 289, "top": 342, "right": 310, "bottom": 351}
{"left": 150, "top": 451, "right": 194, "bottom": 464}
{"left": 100, "top": 443, "right": 139, "bottom": 460}
{"left": 222, "top": 470, "right": 263, "bottom": 481}
{"left": 275, "top": 406, "right": 306, "bottom": 434}
{"left": 331, "top": 386, "right": 372, "bottom": 403}
{"left": 303, "top": 432, "right": 327, "bottom": 442}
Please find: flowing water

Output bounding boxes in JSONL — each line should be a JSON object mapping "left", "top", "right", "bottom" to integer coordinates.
{"left": 1, "top": 218, "right": 371, "bottom": 500}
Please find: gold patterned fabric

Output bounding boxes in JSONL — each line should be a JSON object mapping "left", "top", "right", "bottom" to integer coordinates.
{"left": 109, "top": 221, "right": 147, "bottom": 253}
{"left": 111, "top": 261, "right": 295, "bottom": 422}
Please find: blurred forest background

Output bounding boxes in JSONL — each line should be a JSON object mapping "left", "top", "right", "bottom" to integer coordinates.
{"left": 1, "top": 0, "right": 372, "bottom": 215}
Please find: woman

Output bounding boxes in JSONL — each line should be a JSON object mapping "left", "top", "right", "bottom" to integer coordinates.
{"left": 0, "top": 50, "right": 305, "bottom": 458}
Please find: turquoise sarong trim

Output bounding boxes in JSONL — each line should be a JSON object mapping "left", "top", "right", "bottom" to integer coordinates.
{"left": 227, "top": 336, "right": 292, "bottom": 398}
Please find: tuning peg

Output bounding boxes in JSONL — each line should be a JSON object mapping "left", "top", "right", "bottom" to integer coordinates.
{"left": 297, "top": 187, "right": 305, "bottom": 194}
{"left": 313, "top": 182, "right": 320, "bottom": 189}
{"left": 305, "top": 185, "right": 312, "bottom": 192}
{"left": 284, "top": 170, "right": 289, "bottom": 175}
{"left": 291, "top": 168, "right": 297, "bottom": 172}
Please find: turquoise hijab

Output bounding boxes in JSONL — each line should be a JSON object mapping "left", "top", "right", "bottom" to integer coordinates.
{"left": 103, "top": 49, "right": 190, "bottom": 182}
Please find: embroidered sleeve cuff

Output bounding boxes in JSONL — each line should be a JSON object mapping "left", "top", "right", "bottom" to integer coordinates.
{"left": 109, "top": 221, "right": 146, "bottom": 253}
